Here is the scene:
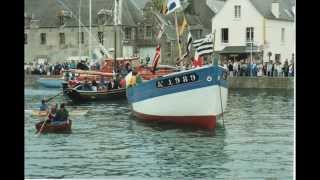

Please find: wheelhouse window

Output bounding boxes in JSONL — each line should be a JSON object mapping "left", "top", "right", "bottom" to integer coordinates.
{"left": 221, "top": 28, "right": 229, "bottom": 43}
{"left": 98, "top": 31, "right": 104, "bottom": 44}
{"left": 40, "top": 33, "right": 46, "bottom": 45}
{"left": 234, "top": 5, "right": 241, "bottom": 18}
{"left": 59, "top": 32, "right": 65, "bottom": 44}
{"left": 246, "top": 27, "right": 254, "bottom": 42}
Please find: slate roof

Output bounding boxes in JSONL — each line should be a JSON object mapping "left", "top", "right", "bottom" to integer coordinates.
{"left": 250, "top": 0, "right": 295, "bottom": 21}
{"left": 24, "top": 0, "right": 143, "bottom": 28}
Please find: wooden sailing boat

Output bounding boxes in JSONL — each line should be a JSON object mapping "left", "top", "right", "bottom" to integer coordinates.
{"left": 126, "top": 0, "right": 229, "bottom": 130}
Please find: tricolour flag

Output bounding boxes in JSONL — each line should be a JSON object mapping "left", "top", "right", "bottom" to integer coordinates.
{"left": 166, "top": 0, "right": 181, "bottom": 15}
{"left": 152, "top": 45, "right": 161, "bottom": 72}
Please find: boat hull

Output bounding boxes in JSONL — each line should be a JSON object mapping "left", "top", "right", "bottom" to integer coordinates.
{"left": 35, "top": 120, "right": 72, "bottom": 134}
{"left": 65, "top": 88, "right": 126, "bottom": 103}
{"left": 127, "top": 65, "right": 228, "bottom": 130}
{"left": 37, "top": 78, "right": 66, "bottom": 88}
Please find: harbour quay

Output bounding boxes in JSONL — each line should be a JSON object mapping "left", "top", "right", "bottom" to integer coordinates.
{"left": 25, "top": 74, "right": 294, "bottom": 89}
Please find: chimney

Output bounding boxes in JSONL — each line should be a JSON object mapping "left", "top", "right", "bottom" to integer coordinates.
{"left": 271, "top": 0, "right": 280, "bottom": 18}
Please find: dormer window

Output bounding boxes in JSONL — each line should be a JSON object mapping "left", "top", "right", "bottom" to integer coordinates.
{"left": 97, "top": 9, "right": 112, "bottom": 25}
{"left": 57, "top": 10, "right": 72, "bottom": 26}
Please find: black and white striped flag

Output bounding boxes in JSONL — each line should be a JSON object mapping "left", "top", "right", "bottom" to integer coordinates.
{"left": 186, "top": 31, "right": 192, "bottom": 55}
{"left": 193, "top": 34, "right": 214, "bottom": 57}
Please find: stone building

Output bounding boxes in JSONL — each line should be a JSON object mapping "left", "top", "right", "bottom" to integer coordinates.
{"left": 25, "top": 0, "right": 225, "bottom": 65}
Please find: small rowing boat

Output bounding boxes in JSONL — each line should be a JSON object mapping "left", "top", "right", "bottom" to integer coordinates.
{"left": 35, "top": 119, "right": 72, "bottom": 134}
{"left": 27, "top": 110, "right": 88, "bottom": 117}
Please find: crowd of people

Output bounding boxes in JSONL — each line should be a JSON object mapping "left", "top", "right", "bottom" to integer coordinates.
{"left": 77, "top": 75, "right": 127, "bottom": 92}
{"left": 223, "top": 59, "right": 294, "bottom": 77}
{"left": 24, "top": 59, "right": 101, "bottom": 75}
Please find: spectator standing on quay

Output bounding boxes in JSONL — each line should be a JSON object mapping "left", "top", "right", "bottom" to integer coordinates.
{"left": 262, "top": 62, "right": 267, "bottom": 76}
{"left": 240, "top": 60, "right": 246, "bottom": 76}
{"left": 283, "top": 60, "right": 289, "bottom": 77}
{"left": 267, "top": 61, "right": 273, "bottom": 76}
{"left": 228, "top": 60, "right": 233, "bottom": 77}
{"left": 251, "top": 61, "right": 258, "bottom": 76}
{"left": 233, "top": 60, "right": 239, "bottom": 76}
{"left": 289, "top": 61, "right": 294, "bottom": 76}
{"left": 273, "top": 62, "right": 279, "bottom": 77}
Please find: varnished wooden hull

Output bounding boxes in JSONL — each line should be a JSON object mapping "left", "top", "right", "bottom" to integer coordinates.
{"left": 35, "top": 120, "right": 72, "bottom": 134}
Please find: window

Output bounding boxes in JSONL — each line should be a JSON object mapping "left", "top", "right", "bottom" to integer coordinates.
{"left": 59, "top": 32, "right": 65, "bottom": 44}
{"left": 234, "top": 5, "right": 241, "bottom": 18}
{"left": 80, "top": 32, "right": 84, "bottom": 44}
{"left": 246, "top": 27, "right": 254, "bottom": 42}
{"left": 146, "top": 26, "right": 152, "bottom": 37}
{"left": 40, "top": 33, "right": 46, "bottom": 45}
{"left": 98, "top": 31, "right": 104, "bottom": 44}
{"left": 221, "top": 28, "right": 229, "bottom": 43}
{"left": 281, "top": 28, "right": 285, "bottom": 43}
{"left": 125, "top": 28, "right": 132, "bottom": 40}
{"left": 59, "top": 16, "right": 64, "bottom": 25}
{"left": 25, "top": 33, "right": 27, "bottom": 44}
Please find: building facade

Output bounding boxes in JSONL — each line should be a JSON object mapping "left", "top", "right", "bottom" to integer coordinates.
{"left": 211, "top": 0, "right": 295, "bottom": 64}
{"left": 25, "top": 0, "right": 225, "bottom": 65}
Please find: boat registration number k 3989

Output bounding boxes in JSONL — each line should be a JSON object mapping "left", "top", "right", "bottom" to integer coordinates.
{"left": 156, "top": 73, "right": 199, "bottom": 88}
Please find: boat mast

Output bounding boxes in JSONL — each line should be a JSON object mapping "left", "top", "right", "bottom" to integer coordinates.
{"left": 174, "top": 11, "right": 182, "bottom": 63}
{"left": 89, "top": 0, "right": 92, "bottom": 60}
{"left": 78, "top": 0, "right": 82, "bottom": 58}
{"left": 113, "top": 0, "right": 119, "bottom": 74}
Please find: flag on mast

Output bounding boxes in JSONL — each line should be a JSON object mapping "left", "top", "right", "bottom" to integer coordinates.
{"left": 166, "top": 0, "right": 181, "bottom": 15}
{"left": 152, "top": 45, "right": 161, "bottom": 72}
{"left": 160, "top": 0, "right": 168, "bottom": 15}
{"left": 192, "top": 33, "right": 214, "bottom": 57}
{"left": 186, "top": 31, "right": 192, "bottom": 55}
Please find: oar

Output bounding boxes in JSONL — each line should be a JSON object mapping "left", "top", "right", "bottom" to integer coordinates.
{"left": 35, "top": 118, "right": 49, "bottom": 137}
{"left": 45, "top": 91, "right": 63, "bottom": 102}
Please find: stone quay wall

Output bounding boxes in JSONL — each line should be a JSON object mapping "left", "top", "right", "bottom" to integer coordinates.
{"left": 25, "top": 74, "right": 294, "bottom": 89}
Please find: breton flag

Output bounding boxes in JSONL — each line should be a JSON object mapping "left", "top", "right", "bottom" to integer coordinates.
{"left": 166, "top": 0, "right": 181, "bottom": 15}
{"left": 152, "top": 45, "right": 161, "bottom": 72}
{"left": 193, "top": 33, "right": 214, "bottom": 57}
{"left": 186, "top": 31, "right": 192, "bottom": 55}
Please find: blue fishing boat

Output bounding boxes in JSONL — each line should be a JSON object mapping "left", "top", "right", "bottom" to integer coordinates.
{"left": 126, "top": 64, "right": 228, "bottom": 130}
{"left": 37, "top": 77, "right": 66, "bottom": 88}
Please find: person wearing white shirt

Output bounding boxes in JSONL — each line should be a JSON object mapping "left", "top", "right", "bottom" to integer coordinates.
{"left": 233, "top": 61, "right": 239, "bottom": 76}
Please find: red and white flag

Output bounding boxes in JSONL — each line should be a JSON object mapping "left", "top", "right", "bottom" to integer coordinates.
{"left": 192, "top": 51, "right": 204, "bottom": 68}
{"left": 152, "top": 45, "right": 161, "bottom": 72}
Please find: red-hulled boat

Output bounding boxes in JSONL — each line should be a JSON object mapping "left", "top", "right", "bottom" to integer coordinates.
{"left": 35, "top": 120, "right": 72, "bottom": 134}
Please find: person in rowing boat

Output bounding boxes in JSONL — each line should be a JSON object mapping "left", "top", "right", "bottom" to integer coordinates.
{"left": 52, "top": 103, "right": 69, "bottom": 125}
{"left": 39, "top": 99, "right": 48, "bottom": 112}
{"left": 83, "top": 78, "right": 92, "bottom": 91}
{"left": 91, "top": 80, "right": 98, "bottom": 91}
{"left": 48, "top": 103, "right": 58, "bottom": 121}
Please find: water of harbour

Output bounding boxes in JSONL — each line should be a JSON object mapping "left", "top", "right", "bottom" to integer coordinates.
{"left": 25, "top": 87, "right": 294, "bottom": 179}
